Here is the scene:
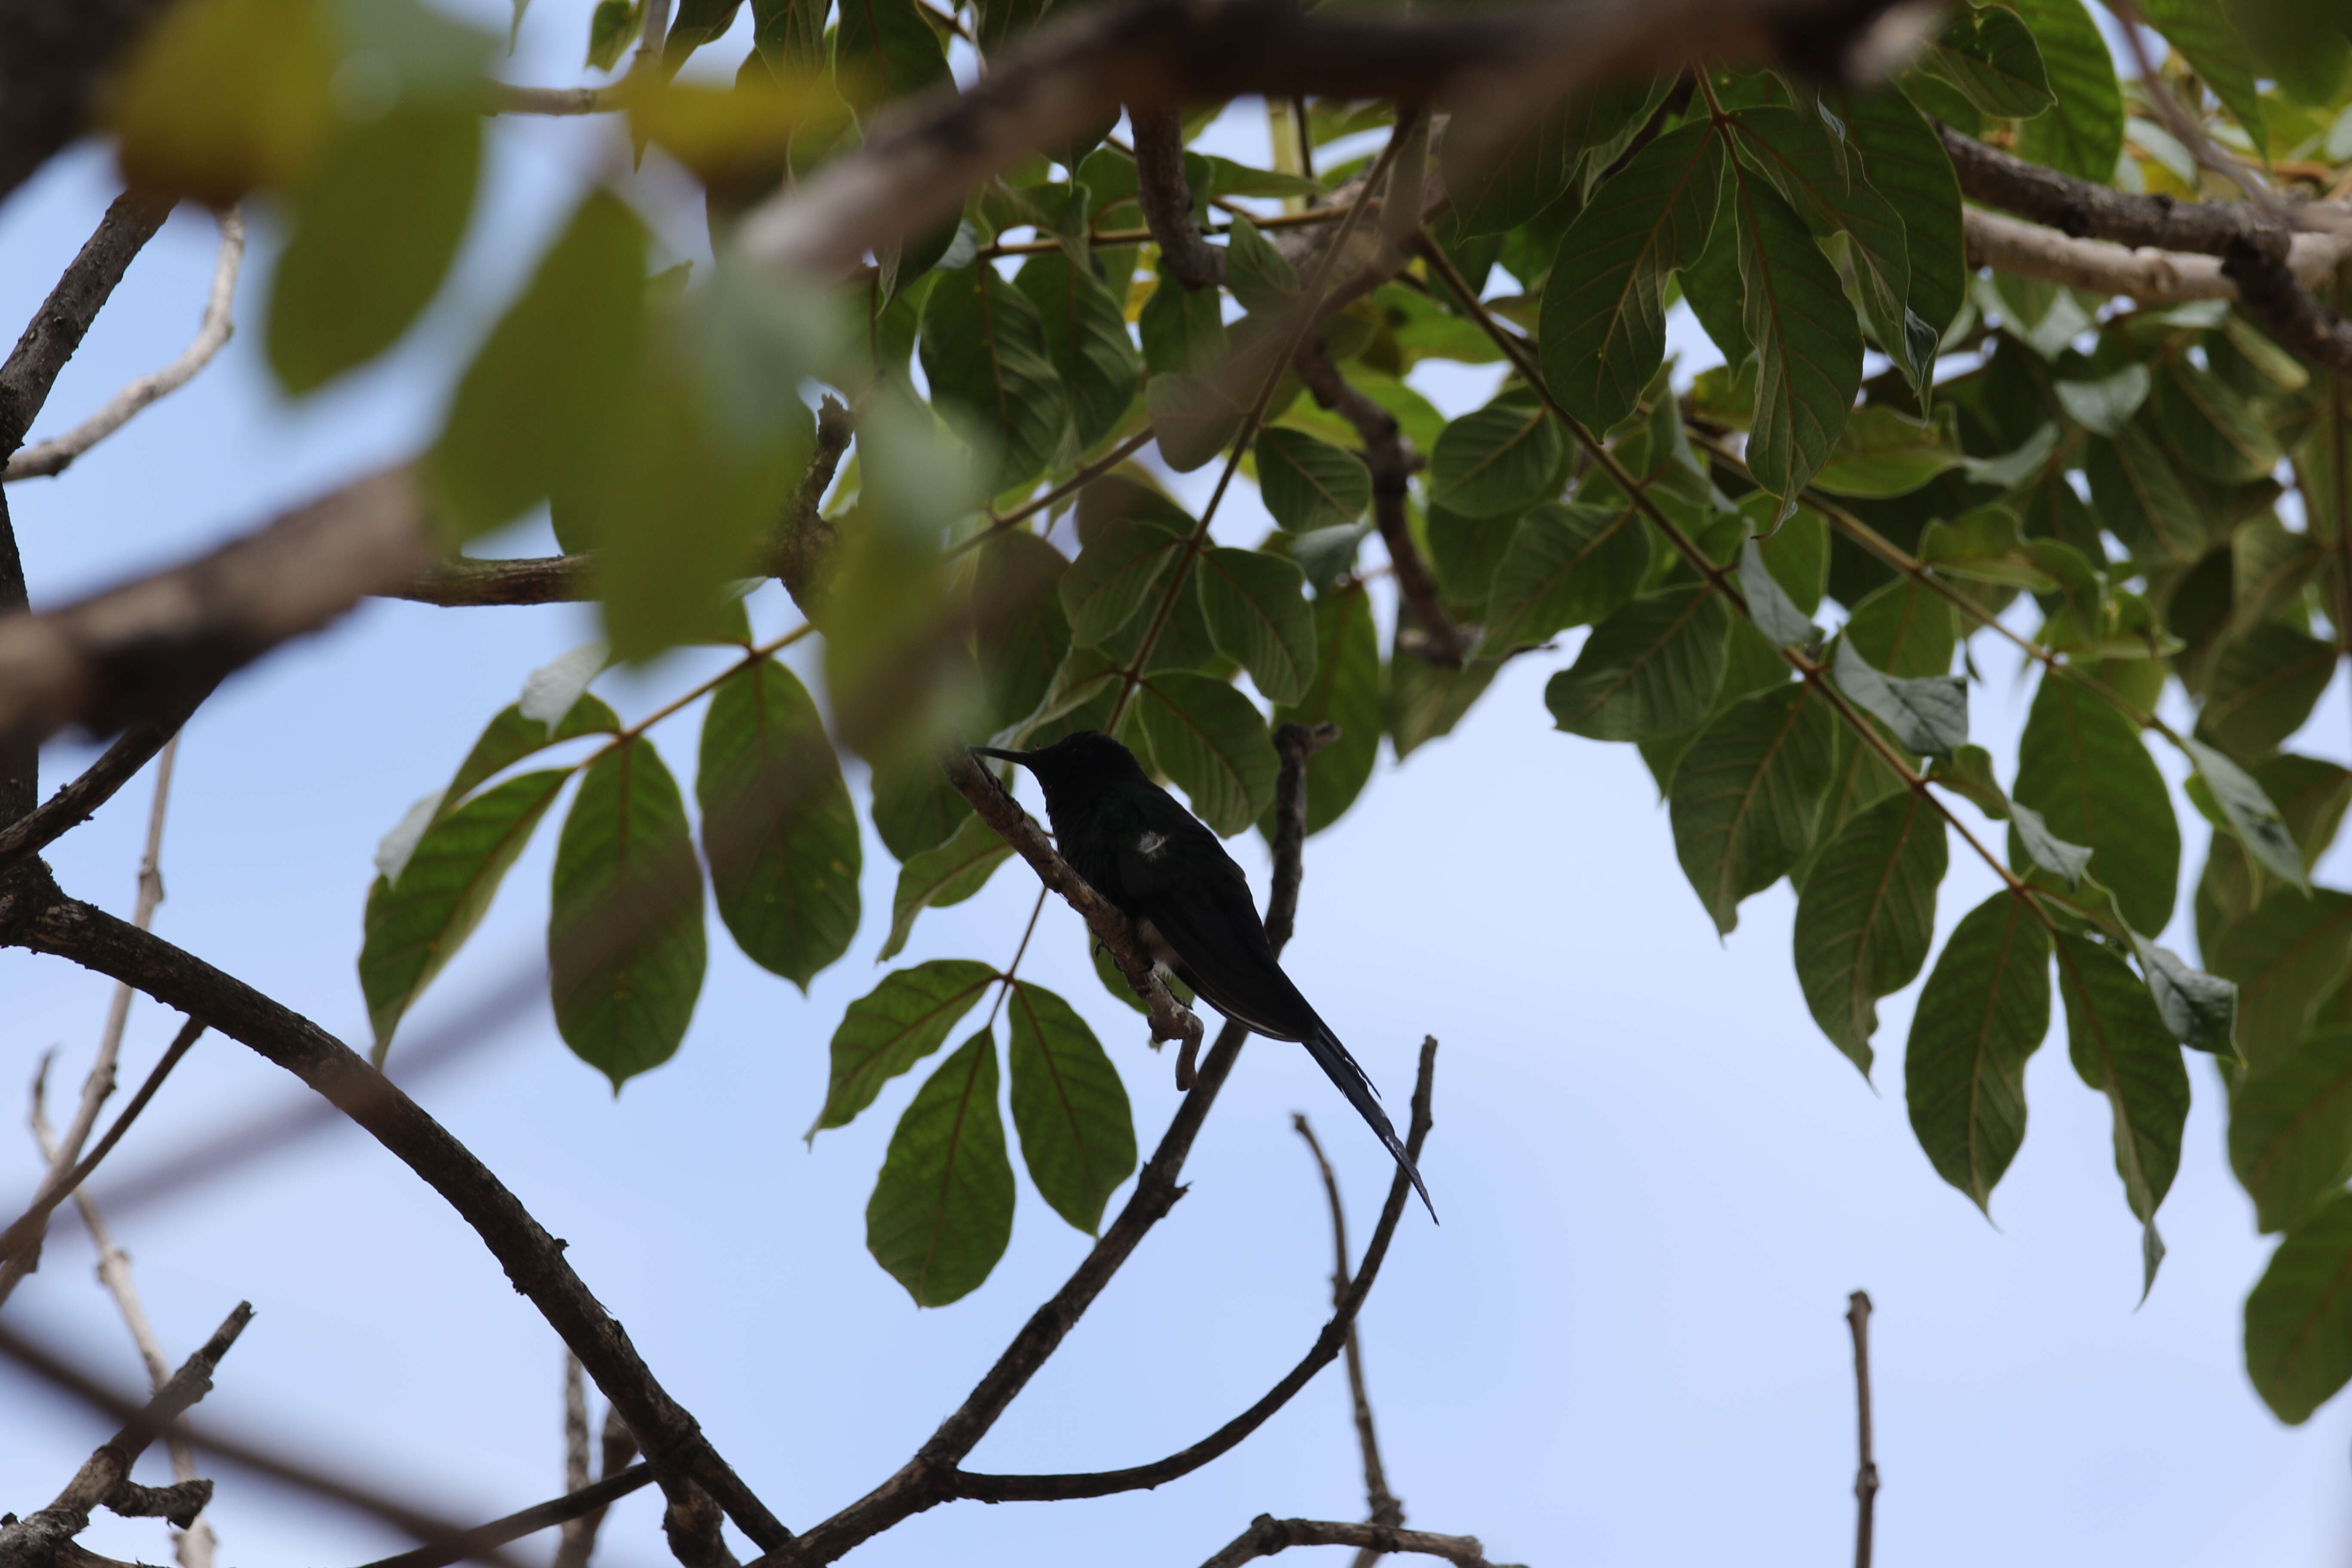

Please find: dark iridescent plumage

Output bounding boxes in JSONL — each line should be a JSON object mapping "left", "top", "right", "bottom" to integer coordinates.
{"left": 973, "top": 730, "right": 1433, "bottom": 1219}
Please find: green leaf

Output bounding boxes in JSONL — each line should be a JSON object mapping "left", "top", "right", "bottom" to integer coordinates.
{"left": 880, "top": 811, "right": 1014, "bottom": 962}
{"left": 2231, "top": 1028, "right": 2352, "bottom": 1234}
{"left": 1428, "top": 389, "right": 1565, "bottom": 518}
{"left": 1832, "top": 637, "right": 1967, "bottom": 756}
{"left": 696, "top": 658, "right": 861, "bottom": 989}
{"left": 1014, "top": 247, "right": 1139, "bottom": 453}
{"left": 1006, "top": 980, "right": 1136, "bottom": 1232}
{"left": 268, "top": 104, "right": 480, "bottom": 393}
{"left": 2153, "top": 352, "right": 2282, "bottom": 485}
{"left": 2141, "top": 0, "right": 2268, "bottom": 142}
{"left": 1843, "top": 88, "right": 1966, "bottom": 343}
{"left": 2209, "top": 889, "right": 2352, "bottom": 1071}
{"left": 361, "top": 769, "right": 570, "bottom": 1057}
{"left": 1482, "top": 500, "right": 1654, "bottom": 653}
{"left": 1269, "top": 585, "right": 1382, "bottom": 836}
{"left": 752, "top": 0, "right": 826, "bottom": 72}
{"left": 818, "top": 959, "right": 998, "bottom": 1131}
{"left": 1545, "top": 585, "right": 1733, "bottom": 741}
{"left": 975, "top": 530, "right": 1072, "bottom": 731}
{"left": 1537, "top": 120, "right": 1726, "bottom": 433}
{"left": 1222, "top": 215, "right": 1298, "bottom": 312}
{"left": 1439, "top": 77, "right": 1671, "bottom": 237}
{"left": 1844, "top": 574, "right": 1957, "bottom": 679}
{"left": 1906, "top": 890, "right": 2053, "bottom": 1211}
{"left": 586, "top": 0, "right": 640, "bottom": 69}
{"left": 2085, "top": 421, "right": 2205, "bottom": 562}
{"left": 867, "top": 1029, "right": 1014, "bottom": 1306}
{"left": 2012, "top": 672, "right": 2180, "bottom": 933}
{"left": 1134, "top": 673, "right": 1278, "bottom": 835}
{"left": 2009, "top": 0, "right": 2124, "bottom": 180}
{"left": 1060, "top": 507, "right": 1186, "bottom": 646}
{"left": 1929, "top": 743, "right": 2010, "bottom": 818}
{"left": 1137, "top": 255, "right": 1225, "bottom": 375}
{"left": 2245, "top": 1191, "right": 2352, "bottom": 1423}
{"left": 430, "top": 190, "right": 647, "bottom": 538}
{"left": 1724, "top": 163, "right": 1864, "bottom": 504}
{"left": 443, "top": 693, "right": 620, "bottom": 813}
{"left": 871, "top": 747, "right": 972, "bottom": 860}
{"left": 1738, "top": 536, "right": 1817, "bottom": 647}
{"left": 2187, "top": 736, "right": 2309, "bottom": 889}
{"left": 1669, "top": 683, "right": 1835, "bottom": 934}
{"left": 659, "top": 0, "right": 742, "bottom": 72}
{"left": 1145, "top": 372, "right": 1244, "bottom": 473}
{"left": 2054, "top": 928, "right": 2188, "bottom": 1293}
{"left": 2132, "top": 935, "right": 2239, "bottom": 1057}
{"left": 1794, "top": 788, "right": 1948, "bottom": 1076}
{"left": 1812, "top": 408, "right": 1963, "bottom": 499}
{"left": 1256, "top": 426, "right": 1371, "bottom": 533}
{"left": 1194, "top": 546, "right": 1316, "bottom": 706}
{"left": 920, "top": 263, "right": 1070, "bottom": 492}
{"left": 1919, "top": 2, "right": 2054, "bottom": 117}
{"left": 549, "top": 738, "right": 707, "bottom": 1089}
{"left": 834, "top": 0, "right": 949, "bottom": 110}
{"left": 2010, "top": 800, "right": 2094, "bottom": 888}
{"left": 2055, "top": 364, "right": 2151, "bottom": 437}
{"left": 2200, "top": 622, "right": 2336, "bottom": 760}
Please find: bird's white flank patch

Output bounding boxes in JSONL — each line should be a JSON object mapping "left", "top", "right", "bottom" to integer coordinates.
{"left": 1136, "top": 830, "right": 1169, "bottom": 859}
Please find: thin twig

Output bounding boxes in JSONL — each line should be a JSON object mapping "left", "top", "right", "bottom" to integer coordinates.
{"left": 1293, "top": 1115, "right": 1403, "bottom": 1558}
{"left": 363, "top": 1466, "right": 658, "bottom": 1568}
{"left": 0, "top": 1014, "right": 205, "bottom": 1292}
{"left": 1197, "top": 1516, "right": 1519, "bottom": 1568}
{"left": 29, "top": 1057, "right": 214, "bottom": 1568}
{"left": 6, "top": 211, "right": 245, "bottom": 482}
{"left": 1847, "top": 1291, "right": 1877, "bottom": 1568}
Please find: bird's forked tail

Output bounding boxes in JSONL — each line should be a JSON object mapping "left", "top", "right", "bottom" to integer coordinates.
{"left": 1299, "top": 1027, "right": 1436, "bottom": 1222}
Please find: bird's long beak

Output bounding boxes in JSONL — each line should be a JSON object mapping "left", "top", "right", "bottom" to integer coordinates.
{"left": 970, "top": 746, "right": 1032, "bottom": 768}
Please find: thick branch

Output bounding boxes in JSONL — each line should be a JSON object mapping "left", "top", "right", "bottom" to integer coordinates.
{"left": 0, "top": 468, "right": 435, "bottom": 752}
{"left": 1198, "top": 1516, "right": 1517, "bottom": 1568}
{"left": 2224, "top": 230, "right": 2352, "bottom": 371}
{"left": 947, "top": 749, "right": 1202, "bottom": 1052}
{"left": 1132, "top": 105, "right": 1225, "bottom": 291}
{"left": 951, "top": 1036, "right": 1436, "bottom": 1504}
{"left": 0, "top": 191, "right": 175, "bottom": 456}
{"left": 357, "top": 1467, "right": 657, "bottom": 1568}
{"left": 735, "top": 0, "right": 1919, "bottom": 277}
{"left": 1963, "top": 206, "right": 2352, "bottom": 304}
{"left": 2, "top": 886, "right": 792, "bottom": 1554}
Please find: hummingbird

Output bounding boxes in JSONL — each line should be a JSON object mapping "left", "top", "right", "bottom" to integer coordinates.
{"left": 971, "top": 730, "right": 1434, "bottom": 1220}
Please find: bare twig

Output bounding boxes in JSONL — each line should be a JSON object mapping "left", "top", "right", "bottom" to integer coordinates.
{"left": 7, "top": 210, "right": 245, "bottom": 482}
{"left": 0, "top": 1014, "right": 205, "bottom": 1296}
{"left": 361, "top": 1466, "right": 657, "bottom": 1568}
{"left": 1, "top": 888, "right": 792, "bottom": 1553}
{"left": 0, "top": 697, "right": 202, "bottom": 883}
{"left": 1847, "top": 1291, "right": 1877, "bottom": 1568}
{"left": 1292, "top": 1115, "right": 1403, "bottom": 1559}
{"left": 29, "top": 1061, "right": 214, "bottom": 1568}
{"left": 487, "top": 82, "right": 623, "bottom": 115}
{"left": 0, "top": 190, "right": 175, "bottom": 456}
{"left": 1197, "top": 1516, "right": 1520, "bottom": 1568}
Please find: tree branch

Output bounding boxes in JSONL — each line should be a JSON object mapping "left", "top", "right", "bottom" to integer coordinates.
{"left": 0, "top": 687, "right": 204, "bottom": 882}
{"left": 1131, "top": 104, "right": 1226, "bottom": 291}
{"left": 1963, "top": 205, "right": 2352, "bottom": 304}
{"left": 1291, "top": 1116, "right": 1403, "bottom": 1557}
{"left": 0, "top": 886, "right": 793, "bottom": 1555}
{"left": 0, "top": 1013, "right": 205, "bottom": 1300}
{"left": 0, "top": 190, "right": 176, "bottom": 456}
{"left": 356, "top": 1467, "right": 658, "bottom": 1568}
{"left": 951, "top": 1036, "right": 1436, "bottom": 1504}
{"left": 1847, "top": 1290, "right": 1877, "bottom": 1568}
{"left": 946, "top": 748, "right": 1202, "bottom": 1054}
{"left": 0, "top": 467, "right": 436, "bottom": 752}
{"left": 7, "top": 209, "right": 244, "bottom": 482}
{"left": 1294, "top": 338, "right": 1473, "bottom": 668}
{"left": 734, "top": 0, "right": 1921, "bottom": 277}
{"left": 1196, "top": 1516, "right": 1519, "bottom": 1568}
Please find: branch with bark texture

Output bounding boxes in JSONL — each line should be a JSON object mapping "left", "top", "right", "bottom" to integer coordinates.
{"left": 1133, "top": 104, "right": 1227, "bottom": 291}
{"left": 1963, "top": 206, "right": 2352, "bottom": 305}
{"left": 0, "top": 1302, "right": 248, "bottom": 1568}
{"left": 1295, "top": 338, "right": 1474, "bottom": 668}
{"left": 1197, "top": 1516, "right": 1522, "bottom": 1568}
{"left": 947, "top": 747, "right": 1203, "bottom": 1054}
{"left": 1847, "top": 1291, "right": 1877, "bottom": 1568}
{"left": 0, "top": 189, "right": 176, "bottom": 456}
{"left": 1292, "top": 1115, "right": 1403, "bottom": 1556}
{"left": 1941, "top": 126, "right": 2352, "bottom": 369}
{"left": 0, "top": 879, "right": 791, "bottom": 1555}
{"left": 357, "top": 1468, "right": 658, "bottom": 1568}
{"left": 7, "top": 210, "right": 245, "bottom": 482}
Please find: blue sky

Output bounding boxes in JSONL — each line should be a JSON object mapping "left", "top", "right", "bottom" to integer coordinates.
{"left": 5, "top": 5, "right": 2352, "bottom": 1565}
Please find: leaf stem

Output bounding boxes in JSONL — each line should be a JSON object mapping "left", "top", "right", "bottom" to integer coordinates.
{"left": 985, "top": 889, "right": 1049, "bottom": 1030}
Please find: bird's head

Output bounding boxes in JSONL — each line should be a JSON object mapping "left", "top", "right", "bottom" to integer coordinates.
{"left": 971, "top": 730, "right": 1148, "bottom": 810}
